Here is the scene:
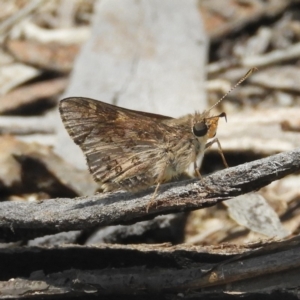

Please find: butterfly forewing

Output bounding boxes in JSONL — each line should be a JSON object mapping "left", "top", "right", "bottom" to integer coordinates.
{"left": 59, "top": 97, "right": 180, "bottom": 191}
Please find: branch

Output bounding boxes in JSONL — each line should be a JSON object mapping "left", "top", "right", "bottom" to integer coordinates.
{"left": 0, "top": 148, "right": 299, "bottom": 241}
{"left": 0, "top": 237, "right": 300, "bottom": 297}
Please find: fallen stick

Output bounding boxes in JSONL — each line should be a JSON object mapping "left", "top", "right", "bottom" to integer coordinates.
{"left": 0, "top": 148, "right": 299, "bottom": 241}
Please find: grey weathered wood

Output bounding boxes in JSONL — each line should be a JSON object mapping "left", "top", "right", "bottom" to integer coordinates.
{"left": 0, "top": 237, "right": 300, "bottom": 298}
{"left": 64, "top": 0, "right": 207, "bottom": 115}
{"left": 55, "top": 0, "right": 207, "bottom": 169}
{"left": 0, "top": 148, "right": 299, "bottom": 242}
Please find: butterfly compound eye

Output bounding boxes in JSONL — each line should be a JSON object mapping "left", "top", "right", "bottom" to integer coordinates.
{"left": 193, "top": 122, "right": 208, "bottom": 137}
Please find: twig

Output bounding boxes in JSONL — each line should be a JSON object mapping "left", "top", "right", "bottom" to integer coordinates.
{"left": 0, "top": 148, "right": 299, "bottom": 241}
{"left": 0, "top": 0, "right": 46, "bottom": 35}
{"left": 242, "top": 42, "right": 300, "bottom": 67}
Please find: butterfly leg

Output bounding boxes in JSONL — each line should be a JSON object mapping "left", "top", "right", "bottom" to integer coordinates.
{"left": 194, "top": 137, "right": 227, "bottom": 191}
{"left": 194, "top": 161, "right": 216, "bottom": 193}
{"left": 146, "top": 165, "right": 168, "bottom": 212}
{"left": 194, "top": 137, "right": 228, "bottom": 192}
{"left": 205, "top": 137, "right": 228, "bottom": 168}
{"left": 193, "top": 161, "right": 213, "bottom": 190}
{"left": 146, "top": 182, "right": 162, "bottom": 212}
{"left": 194, "top": 164, "right": 203, "bottom": 180}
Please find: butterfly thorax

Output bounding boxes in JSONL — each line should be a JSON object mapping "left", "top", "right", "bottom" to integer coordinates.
{"left": 153, "top": 112, "right": 211, "bottom": 181}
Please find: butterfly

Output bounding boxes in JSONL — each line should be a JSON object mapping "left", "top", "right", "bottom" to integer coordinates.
{"left": 59, "top": 69, "right": 254, "bottom": 209}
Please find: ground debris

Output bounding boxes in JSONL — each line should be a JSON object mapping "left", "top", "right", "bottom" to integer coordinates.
{"left": 0, "top": 1, "right": 300, "bottom": 298}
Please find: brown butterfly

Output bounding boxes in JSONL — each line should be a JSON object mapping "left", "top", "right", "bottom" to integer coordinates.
{"left": 59, "top": 69, "right": 254, "bottom": 208}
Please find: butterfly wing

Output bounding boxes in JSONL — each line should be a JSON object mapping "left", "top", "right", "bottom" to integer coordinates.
{"left": 59, "top": 97, "right": 175, "bottom": 191}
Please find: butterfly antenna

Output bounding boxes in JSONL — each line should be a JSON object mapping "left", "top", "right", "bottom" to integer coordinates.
{"left": 208, "top": 67, "right": 257, "bottom": 112}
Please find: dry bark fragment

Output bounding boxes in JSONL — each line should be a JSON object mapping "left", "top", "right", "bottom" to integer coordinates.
{"left": 0, "top": 237, "right": 299, "bottom": 298}
{"left": 7, "top": 40, "right": 80, "bottom": 73}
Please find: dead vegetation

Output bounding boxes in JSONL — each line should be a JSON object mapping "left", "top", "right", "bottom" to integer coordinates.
{"left": 0, "top": 0, "right": 300, "bottom": 299}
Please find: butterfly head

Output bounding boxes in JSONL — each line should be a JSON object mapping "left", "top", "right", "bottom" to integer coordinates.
{"left": 192, "top": 112, "right": 226, "bottom": 139}
{"left": 191, "top": 68, "right": 255, "bottom": 139}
